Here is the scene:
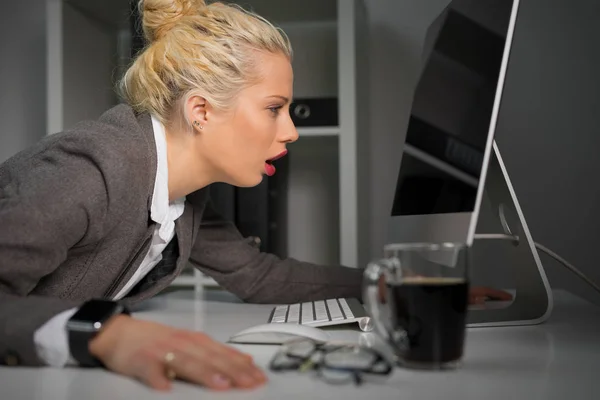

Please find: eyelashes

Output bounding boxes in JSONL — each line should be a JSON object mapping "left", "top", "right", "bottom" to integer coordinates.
{"left": 268, "top": 105, "right": 284, "bottom": 117}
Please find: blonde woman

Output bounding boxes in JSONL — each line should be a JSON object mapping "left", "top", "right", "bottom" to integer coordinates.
{"left": 0, "top": 0, "right": 511, "bottom": 392}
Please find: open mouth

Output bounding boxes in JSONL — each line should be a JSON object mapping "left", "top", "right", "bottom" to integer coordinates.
{"left": 264, "top": 150, "right": 288, "bottom": 176}
{"left": 266, "top": 150, "right": 288, "bottom": 163}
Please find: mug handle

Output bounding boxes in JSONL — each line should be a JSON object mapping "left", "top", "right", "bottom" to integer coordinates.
{"left": 362, "top": 257, "right": 400, "bottom": 343}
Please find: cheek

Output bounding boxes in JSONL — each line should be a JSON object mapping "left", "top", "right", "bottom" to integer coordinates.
{"left": 235, "top": 116, "right": 277, "bottom": 156}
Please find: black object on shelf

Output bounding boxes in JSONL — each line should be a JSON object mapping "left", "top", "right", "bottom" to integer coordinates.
{"left": 290, "top": 97, "right": 338, "bottom": 127}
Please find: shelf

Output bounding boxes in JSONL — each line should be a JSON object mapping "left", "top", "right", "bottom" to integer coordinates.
{"left": 297, "top": 126, "right": 340, "bottom": 137}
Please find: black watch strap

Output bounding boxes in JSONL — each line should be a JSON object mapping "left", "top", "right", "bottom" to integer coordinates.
{"left": 69, "top": 328, "right": 106, "bottom": 368}
{"left": 67, "top": 300, "right": 130, "bottom": 368}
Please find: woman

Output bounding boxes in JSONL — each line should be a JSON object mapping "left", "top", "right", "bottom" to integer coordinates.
{"left": 0, "top": 0, "right": 511, "bottom": 392}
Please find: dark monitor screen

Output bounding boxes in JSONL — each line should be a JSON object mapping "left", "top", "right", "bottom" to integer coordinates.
{"left": 391, "top": 0, "right": 514, "bottom": 216}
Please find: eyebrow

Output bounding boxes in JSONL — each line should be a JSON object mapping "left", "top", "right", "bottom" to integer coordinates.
{"left": 267, "top": 95, "right": 291, "bottom": 104}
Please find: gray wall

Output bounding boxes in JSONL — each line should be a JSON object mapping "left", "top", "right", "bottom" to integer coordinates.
{"left": 62, "top": 3, "right": 117, "bottom": 130}
{"left": 0, "top": 1, "right": 116, "bottom": 161}
{"left": 0, "top": 0, "right": 47, "bottom": 163}
{"left": 365, "top": 0, "right": 600, "bottom": 305}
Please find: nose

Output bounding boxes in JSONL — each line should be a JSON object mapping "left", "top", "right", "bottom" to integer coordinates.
{"left": 280, "top": 113, "right": 299, "bottom": 143}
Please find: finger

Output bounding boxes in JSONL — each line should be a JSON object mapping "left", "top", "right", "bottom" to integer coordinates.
{"left": 184, "top": 332, "right": 256, "bottom": 370}
{"left": 217, "top": 344, "right": 265, "bottom": 381}
{"left": 128, "top": 345, "right": 173, "bottom": 391}
{"left": 190, "top": 332, "right": 259, "bottom": 368}
{"left": 169, "top": 334, "right": 263, "bottom": 389}
{"left": 167, "top": 349, "right": 234, "bottom": 390}
{"left": 140, "top": 360, "right": 173, "bottom": 391}
{"left": 207, "top": 338, "right": 264, "bottom": 372}
{"left": 206, "top": 346, "right": 267, "bottom": 388}
{"left": 212, "top": 339, "right": 255, "bottom": 364}
{"left": 469, "top": 295, "right": 486, "bottom": 305}
{"left": 481, "top": 287, "right": 513, "bottom": 301}
{"left": 184, "top": 333, "right": 266, "bottom": 388}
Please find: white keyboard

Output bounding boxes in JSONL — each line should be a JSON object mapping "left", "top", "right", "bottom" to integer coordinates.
{"left": 267, "top": 298, "right": 373, "bottom": 332}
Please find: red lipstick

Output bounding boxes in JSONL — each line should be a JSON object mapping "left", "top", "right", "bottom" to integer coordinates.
{"left": 264, "top": 150, "right": 288, "bottom": 176}
{"left": 268, "top": 150, "right": 288, "bottom": 162}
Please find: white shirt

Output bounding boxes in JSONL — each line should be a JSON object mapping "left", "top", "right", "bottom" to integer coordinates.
{"left": 33, "top": 115, "right": 185, "bottom": 367}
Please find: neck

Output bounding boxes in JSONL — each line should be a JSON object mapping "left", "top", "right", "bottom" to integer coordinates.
{"left": 164, "top": 127, "right": 215, "bottom": 202}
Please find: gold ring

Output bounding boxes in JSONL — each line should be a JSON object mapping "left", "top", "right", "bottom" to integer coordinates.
{"left": 164, "top": 351, "right": 176, "bottom": 380}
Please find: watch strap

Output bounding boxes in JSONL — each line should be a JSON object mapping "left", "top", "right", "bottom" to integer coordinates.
{"left": 69, "top": 328, "right": 106, "bottom": 368}
{"left": 67, "top": 301, "right": 130, "bottom": 368}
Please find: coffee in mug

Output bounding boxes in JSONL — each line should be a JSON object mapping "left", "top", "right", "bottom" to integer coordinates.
{"left": 363, "top": 243, "right": 470, "bottom": 369}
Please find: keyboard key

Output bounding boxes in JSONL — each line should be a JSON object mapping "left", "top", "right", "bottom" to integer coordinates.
{"left": 313, "top": 300, "right": 329, "bottom": 323}
{"left": 326, "top": 299, "right": 344, "bottom": 320}
{"left": 268, "top": 298, "right": 365, "bottom": 327}
{"left": 287, "top": 303, "right": 300, "bottom": 323}
{"left": 301, "top": 302, "right": 314, "bottom": 324}
{"left": 272, "top": 305, "right": 288, "bottom": 323}
{"left": 338, "top": 298, "right": 355, "bottom": 318}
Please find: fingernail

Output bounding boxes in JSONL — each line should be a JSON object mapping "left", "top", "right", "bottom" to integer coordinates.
{"left": 212, "top": 374, "right": 231, "bottom": 388}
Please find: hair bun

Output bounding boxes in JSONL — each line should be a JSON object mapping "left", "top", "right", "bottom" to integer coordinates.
{"left": 140, "top": 0, "right": 206, "bottom": 42}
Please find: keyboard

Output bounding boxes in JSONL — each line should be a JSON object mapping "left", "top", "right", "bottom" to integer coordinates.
{"left": 267, "top": 298, "right": 373, "bottom": 332}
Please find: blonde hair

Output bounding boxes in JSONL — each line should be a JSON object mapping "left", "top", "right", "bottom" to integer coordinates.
{"left": 118, "top": 0, "right": 292, "bottom": 127}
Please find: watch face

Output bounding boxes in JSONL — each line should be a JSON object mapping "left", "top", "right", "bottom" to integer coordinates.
{"left": 71, "top": 299, "right": 122, "bottom": 323}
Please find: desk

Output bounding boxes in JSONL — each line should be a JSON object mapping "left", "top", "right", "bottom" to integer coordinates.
{"left": 1, "top": 289, "right": 599, "bottom": 400}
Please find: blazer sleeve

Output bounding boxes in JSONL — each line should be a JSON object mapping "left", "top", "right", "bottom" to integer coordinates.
{"left": 188, "top": 198, "right": 364, "bottom": 304}
{"left": 0, "top": 135, "right": 113, "bottom": 366}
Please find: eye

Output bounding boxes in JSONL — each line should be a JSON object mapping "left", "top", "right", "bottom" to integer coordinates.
{"left": 268, "top": 105, "right": 283, "bottom": 116}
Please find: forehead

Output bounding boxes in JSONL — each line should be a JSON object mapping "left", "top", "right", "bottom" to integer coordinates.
{"left": 250, "top": 51, "right": 293, "bottom": 96}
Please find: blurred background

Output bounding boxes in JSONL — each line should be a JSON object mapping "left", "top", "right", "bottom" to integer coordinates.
{"left": 1, "top": 0, "right": 599, "bottom": 305}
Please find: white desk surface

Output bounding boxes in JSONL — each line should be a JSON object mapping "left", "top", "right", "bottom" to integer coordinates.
{"left": 2, "top": 289, "right": 599, "bottom": 400}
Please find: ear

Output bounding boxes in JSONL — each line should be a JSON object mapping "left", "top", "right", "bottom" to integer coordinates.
{"left": 185, "top": 94, "right": 208, "bottom": 128}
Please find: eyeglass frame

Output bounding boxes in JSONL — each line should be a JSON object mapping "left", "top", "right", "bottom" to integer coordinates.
{"left": 268, "top": 338, "right": 393, "bottom": 385}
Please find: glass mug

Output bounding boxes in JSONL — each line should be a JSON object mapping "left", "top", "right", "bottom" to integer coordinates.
{"left": 363, "top": 242, "right": 470, "bottom": 370}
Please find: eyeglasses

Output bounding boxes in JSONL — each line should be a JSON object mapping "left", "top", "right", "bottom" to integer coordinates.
{"left": 269, "top": 338, "right": 393, "bottom": 385}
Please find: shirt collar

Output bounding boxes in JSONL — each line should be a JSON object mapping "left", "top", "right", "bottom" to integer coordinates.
{"left": 150, "top": 115, "right": 185, "bottom": 240}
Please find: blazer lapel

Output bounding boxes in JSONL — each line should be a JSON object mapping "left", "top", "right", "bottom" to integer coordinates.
{"left": 174, "top": 204, "right": 194, "bottom": 271}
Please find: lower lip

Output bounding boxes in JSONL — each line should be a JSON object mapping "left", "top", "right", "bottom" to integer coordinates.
{"left": 264, "top": 162, "right": 276, "bottom": 176}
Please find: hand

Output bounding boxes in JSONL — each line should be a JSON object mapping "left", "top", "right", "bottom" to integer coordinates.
{"left": 89, "top": 315, "right": 267, "bottom": 391}
{"left": 469, "top": 286, "right": 513, "bottom": 305}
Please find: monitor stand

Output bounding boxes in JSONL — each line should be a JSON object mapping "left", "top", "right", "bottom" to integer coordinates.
{"left": 467, "top": 141, "right": 553, "bottom": 327}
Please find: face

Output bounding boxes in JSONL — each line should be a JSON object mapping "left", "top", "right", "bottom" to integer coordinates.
{"left": 191, "top": 51, "right": 298, "bottom": 187}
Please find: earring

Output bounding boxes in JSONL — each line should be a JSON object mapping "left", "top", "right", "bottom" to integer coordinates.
{"left": 193, "top": 120, "right": 203, "bottom": 130}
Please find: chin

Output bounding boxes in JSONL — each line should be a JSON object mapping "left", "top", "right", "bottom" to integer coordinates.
{"left": 228, "top": 174, "right": 264, "bottom": 188}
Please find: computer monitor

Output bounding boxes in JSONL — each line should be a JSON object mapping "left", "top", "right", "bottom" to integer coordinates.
{"left": 388, "top": 0, "right": 518, "bottom": 246}
{"left": 387, "top": 0, "right": 554, "bottom": 326}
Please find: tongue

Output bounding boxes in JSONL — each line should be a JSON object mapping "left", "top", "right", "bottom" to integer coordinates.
{"left": 265, "top": 162, "right": 276, "bottom": 176}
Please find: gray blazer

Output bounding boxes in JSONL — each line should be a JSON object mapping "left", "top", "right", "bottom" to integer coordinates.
{"left": 0, "top": 104, "right": 363, "bottom": 366}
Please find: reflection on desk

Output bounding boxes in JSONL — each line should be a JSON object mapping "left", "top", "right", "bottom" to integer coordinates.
{"left": 1, "top": 289, "right": 599, "bottom": 400}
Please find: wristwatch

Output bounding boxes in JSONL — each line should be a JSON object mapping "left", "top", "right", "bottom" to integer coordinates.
{"left": 66, "top": 299, "right": 130, "bottom": 367}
